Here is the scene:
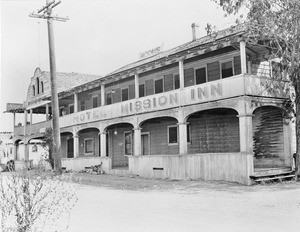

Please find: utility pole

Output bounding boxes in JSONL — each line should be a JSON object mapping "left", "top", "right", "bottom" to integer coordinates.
{"left": 30, "top": 0, "right": 68, "bottom": 174}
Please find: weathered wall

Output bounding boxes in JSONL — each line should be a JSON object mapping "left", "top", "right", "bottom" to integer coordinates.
{"left": 129, "top": 153, "right": 253, "bottom": 185}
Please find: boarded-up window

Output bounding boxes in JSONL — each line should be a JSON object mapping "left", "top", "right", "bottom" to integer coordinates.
{"left": 145, "top": 79, "right": 154, "bottom": 96}
{"left": 168, "top": 126, "right": 178, "bottom": 144}
{"left": 195, "top": 67, "right": 206, "bottom": 84}
{"left": 164, "top": 74, "right": 174, "bottom": 92}
{"left": 221, "top": 61, "right": 234, "bottom": 78}
{"left": 188, "top": 109, "right": 240, "bottom": 153}
{"left": 106, "top": 93, "right": 112, "bottom": 105}
{"left": 155, "top": 79, "right": 163, "bottom": 94}
{"left": 129, "top": 84, "right": 135, "bottom": 99}
{"left": 84, "top": 138, "right": 94, "bottom": 154}
{"left": 184, "top": 68, "right": 194, "bottom": 87}
{"left": 139, "top": 84, "right": 145, "bottom": 97}
{"left": 207, "top": 61, "right": 220, "bottom": 82}
{"left": 122, "top": 88, "right": 129, "bottom": 101}
{"left": 113, "top": 88, "right": 121, "bottom": 103}
{"left": 174, "top": 74, "right": 180, "bottom": 89}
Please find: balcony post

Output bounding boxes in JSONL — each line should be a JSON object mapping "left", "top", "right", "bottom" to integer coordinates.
{"left": 74, "top": 93, "right": 78, "bottom": 113}
{"left": 179, "top": 59, "right": 185, "bottom": 89}
{"left": 135, "top": 74, "right": 139, "bottom": 99}
{"left": 101, "top": 84, "right": 105, "bottom": 106}
{"left": 178, "top": 122, "right": 188, "bottom": 154}
{"left": 100, "top": 131, "right": 107, "bottom": 157}
{"left": 133, "top": 127, "right": 141, "bottom": 156}
{"left": 73, "top": 134, "right": 79, "bottom": 158}
{"left": 13, "top": 112, "right": 16, "bottom": 128}
{"left": 24, "top": 142, "right": 29, "bottom": 161}
{"left": 46, "top": 103, "right": 49, "bottom": 120}
{"left": 240, "top": 41, "right": 247, "bottom": 74}
{"left": 24, "top": 110, "right": 28, "bottom": 136}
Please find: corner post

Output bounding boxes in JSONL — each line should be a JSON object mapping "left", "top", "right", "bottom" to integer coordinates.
{"left": 179, "top": 60, "right": 185, "bottom": 89}
{"left": 100, "top": 131, "right": 107, "bottom": 157}
{"left": 134, "top": 74, "right": 139, "bottom": 99}
{"left": 240, "top": 41, "right": 247, "bottom": 74}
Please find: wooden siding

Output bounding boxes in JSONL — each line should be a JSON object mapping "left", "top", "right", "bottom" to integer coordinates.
{"left": 188, "top": 109, "right": 240, "bottom": 154}
{"left": 207, "top": 61, "right": 220, "bottom": 82}
{"left": 128, "top": 153, "right": 253, "bottom": 185}
{"left": 141, "top": 118, "right": 179, "bottom": 155}
{"left": 253, "top": 107, "right": 285, "bottom": 168}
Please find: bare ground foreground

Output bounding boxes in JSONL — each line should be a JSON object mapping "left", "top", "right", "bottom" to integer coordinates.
{"left": 65, "top": 173, "right": 300, "bottom": 232}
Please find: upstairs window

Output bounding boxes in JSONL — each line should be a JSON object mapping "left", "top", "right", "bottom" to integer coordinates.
{"left": 221, "top": 60, "right": 234, "bottom": 78}
{"left": 154, "top": 79, "right": 163, "bottom": 94}
{"left": 195, "top": 67, "right": 207, "bottom": 84}
{"left": 32, "top": 85, "right": 36, "bottom": 96}
{"left": 92, "top": 96, "right": 98, "bottom": 108}
{"left": 174, "top": 74, "right": 180, "bottom": 89}
{"left": 69, "top": 104, "right": 74, "bottom": 114}
{"left": 41, "top": 81, "right": 44, "bottom": 93}
{"left": 139, "top": 84, "right": 145, "bottom": 97}
{"left": 80, "top": 100, "right": 85, "bottom": 111}
{"left": 122, "top": 88, "right": 129, "bottom": 101}
{"left": 106, "top": 92, "right": 112, "bottom": 105}
{"left": 36, "top": 77, "right": 40, "bottom": 94}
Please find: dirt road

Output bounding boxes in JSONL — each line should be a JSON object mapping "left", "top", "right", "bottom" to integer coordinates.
{"left": 67, "top": 174, "right": 300, "bottom": 232}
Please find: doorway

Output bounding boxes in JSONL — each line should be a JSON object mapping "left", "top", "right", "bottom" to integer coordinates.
{"left": 67, "top": 138, "right": 74, "bottom": 158}
{"left": 141, "top": 133, "right": 150, "bottom": 155}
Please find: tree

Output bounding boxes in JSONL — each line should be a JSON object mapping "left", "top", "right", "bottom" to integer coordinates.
{"left": 42, "top": 128, "right": 55, "bottom": 170}
{"left": 212, "top": 0, "right": 300, "bottom": 178}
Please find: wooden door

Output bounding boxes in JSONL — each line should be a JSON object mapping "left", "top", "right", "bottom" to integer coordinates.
{"left": 67, "top": 138, "right": 74, "bottom": 158}
{"left": 141, "top": 133, "right": 150, "bottom": 155}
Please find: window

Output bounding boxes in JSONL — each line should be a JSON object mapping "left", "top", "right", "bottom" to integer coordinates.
{"left": 36, "top": 77, "right": 40, "bottom": 94}
{"left": 124, "top": 132, "right": 132, "bottom": 155}
{"left": 154, "top": 79, "right": 163, "bottom": 94}
{"left": 195, "top": 67, "right": 206, "bottom": 84}
{"left": 69, "top": 104, "right": 74, "bottom": 114}
{"left": 139, "top": 84, "right": 145, "bottom": 97}
{"left": 187, "top": 124, "right": 191, "bottom": 143}
{"left": 32, "top": 86, "right": 35, "bottom": 96}
{"left": 221, "top": 60, "right": 234, "bottom": 78}
{"left": 122, "top": 88, "right": 129, "bottom": 101}
{"left": 80, "top": 101, "right": 85, "bottom": 111}
{"left": 84, "top": 138, "right": 94, "bottom": 154}
{"left": 106, "top": 92, "right": 112, "bottom": 105}
{"left": 59, "top": 107, "right": 64, "bottom": 116}
{"left": 168, "top": 125, "right": 178, "bottom": 144}
{"left": 184, "top": 68, "right": 195, "bottom": 87}
{"left": 41, "top": 81, "right": 44, "bottom": 93}
{"left": 174, "top": 74, "right": 180, "bottom": 89}
{"left": 92, "top": 96, "right": 98, "bottom": 108}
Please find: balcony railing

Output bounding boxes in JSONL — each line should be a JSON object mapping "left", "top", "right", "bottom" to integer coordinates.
{"left": 14, "top": 120, "right": 52, "bottom": 136}
{"left": 15, "top": 74, "right": 290, "bottom": 135}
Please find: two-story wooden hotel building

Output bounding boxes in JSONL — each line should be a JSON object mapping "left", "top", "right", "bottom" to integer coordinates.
{"left": 7, "top": 26, "right": 294, "bottom": 184}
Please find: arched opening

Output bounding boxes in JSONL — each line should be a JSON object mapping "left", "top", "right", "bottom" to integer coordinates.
{"left": 140, "top": 117, "right": 179, "bottom": 155}
{"left": 77, "top": 128, "right": 100, "bottom": 157}
{"left": 41, "top": 81, "right": 44, "bottom": 93}
{"left": 61, "top": 132, "right": 74, "bottom": 158}
{"left": 14, "top": 139, "right": 24, "bottom": 161}
{"left": 36, "top": 77, "right": 40, "bottom": 94}
{"left": 252, "top": 106, "right": 288, "bottom": 169}
{"left": 186, "top": 108, "right": 240, "bottom": 154}
{"left": 106, "top": 123, "right": 133, "bottom": 168}
{"left": 32, "top": 85, "right": 35, "bottom": 96}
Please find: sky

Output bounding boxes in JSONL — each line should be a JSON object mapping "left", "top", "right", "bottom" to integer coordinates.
{"left": 0, "top": 0, "right": 238, "bottom": 132}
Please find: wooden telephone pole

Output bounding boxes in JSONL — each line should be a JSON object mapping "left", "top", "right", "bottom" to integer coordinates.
{"left": 30, "top": 0, "right": 68, "bottom": 174}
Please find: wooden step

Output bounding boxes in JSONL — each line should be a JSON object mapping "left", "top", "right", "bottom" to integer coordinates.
{"left": 253, "top": 174, "right": 295, "bottom": 183}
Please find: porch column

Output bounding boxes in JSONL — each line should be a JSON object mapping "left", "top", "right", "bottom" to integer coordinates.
{"left": 179, "top": 60, "right": 185, "bottom": 89}
{"left": 46, "top": 103, "right": 49, "bottom": 120}
{"left": 30, "top": 109, "right": 33, "bottom": 134}
{"left": 13, "top": 144, "right": 18, "bottom": 160}
{"left": 178, "top": 122, "right": 188, "bottom": 155}
{"left": 134, "top": 74, "right": 139, "bottom": 99}
{"left": 73, "top": 134, "right": 79, "bottom": 158}
{"left": 283, "top": 119, "right": 292, "bottom": 167}
{"left": 100, "top": 132, "right": 107, "bottom": 157}
{"left": 101, "top": 84, "right": 105, "bottom": 106}
{"left": 238, "top": 114, "right": 253, "bottom": 152}
{"left": 24, "top": 142, "right": 29, "bottom": 161}
{"left": 133, "top": 127, "right": 141, "bottom": 156}
{"left": 74, "top": 93, "right": 78, "bottom": 113}
{"left": 24, "top": 110, "right": 28, "bottom": 136}
{"left": 13, "top": 112, "right": 16, "bottom": 128}
{"left": 240, "top": 41, "right": 247, "bottom": 74}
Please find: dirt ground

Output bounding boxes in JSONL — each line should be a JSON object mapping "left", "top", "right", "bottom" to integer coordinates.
{"left": 65, "top": 173, "right": 300, "bottom": 232}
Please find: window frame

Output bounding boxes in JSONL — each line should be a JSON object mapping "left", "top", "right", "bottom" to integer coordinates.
{"left": 154, "top": 78, "right": 164, "bottom": 94}
{"left": 121, "top": 87, "right": 129, "bottom": 102}
{"left": 84, "top": 138, "right": 94, "bottom": 155}
{"left": 92, "top": 95, "right": 98, "bottom": 108}
{"left": 220, "top": 58, "right": 235, "bottom": 79}
{"left": 167, "top": 125, "right": 178, "bottom": 145}
{"left": 194, "top": 65, "right": 208, "bottom": 85}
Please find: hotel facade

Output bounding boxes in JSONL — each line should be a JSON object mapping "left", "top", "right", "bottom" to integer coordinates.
{"left": 7, "top": 26, "right": 294, "bottom": 185}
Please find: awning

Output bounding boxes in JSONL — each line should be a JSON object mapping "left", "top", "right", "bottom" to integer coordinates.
{"left": 26, "top": 100, "right": 51, "bottom": 110}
